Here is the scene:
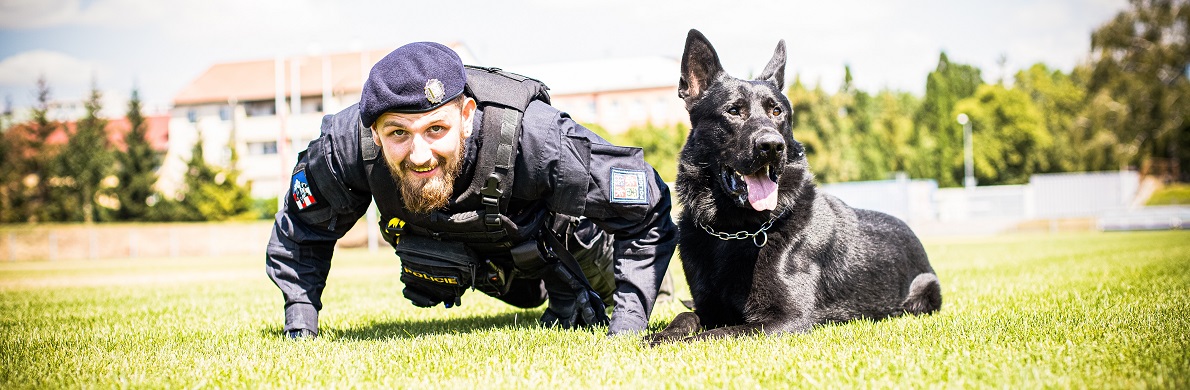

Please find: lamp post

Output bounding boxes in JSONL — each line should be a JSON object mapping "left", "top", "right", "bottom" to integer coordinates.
{"left": 957, "top": 113, "right": 974, "bottom": 189}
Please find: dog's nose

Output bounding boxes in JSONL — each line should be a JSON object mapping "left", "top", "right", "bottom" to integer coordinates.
{"left": 755, "top": 133, "right": 785, "bottom": 158}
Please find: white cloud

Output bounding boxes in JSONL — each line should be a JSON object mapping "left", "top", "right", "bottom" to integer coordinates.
{"left": 0, "top": 0, "right": 79, "bottom": 28}
{"left": 0, "top": 50, "right": 106, "bottom": 89}
{"left": 0, "top": 0, "right": 162, "bottom": 29}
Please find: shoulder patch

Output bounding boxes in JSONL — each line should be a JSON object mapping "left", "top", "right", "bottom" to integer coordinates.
{"left": 292, "top": 170, "right": 317, "bottom": 210}
{"left": 610, "top": 167, "right": 648, "bottom": 204}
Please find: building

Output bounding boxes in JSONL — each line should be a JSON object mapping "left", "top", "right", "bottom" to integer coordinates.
{"left": 166, "top": 44, "right": 476, "bottom": 199}
{"left": 167, "top": 45, "right": 689, "bottom": 199}
{"left": 503, "top": 56, "right": 688, "bottom": 134}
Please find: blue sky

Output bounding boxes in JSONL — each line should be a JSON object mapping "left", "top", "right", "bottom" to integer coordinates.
{"left": 0, "top": 0, "right": 1128, "bottom": 116}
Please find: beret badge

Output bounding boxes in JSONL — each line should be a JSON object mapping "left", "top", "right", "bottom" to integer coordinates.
{"left": 424, "top": 79, "right": 445, "bottom": 104}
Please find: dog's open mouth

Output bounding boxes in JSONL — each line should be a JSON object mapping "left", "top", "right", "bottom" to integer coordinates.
{"left": 720, "top": 164, "right": 780, "bottom": 211}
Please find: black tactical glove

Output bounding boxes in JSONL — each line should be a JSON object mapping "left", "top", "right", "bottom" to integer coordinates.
{"left": 539, "top": 263, "right": 609, "bottom": 329}
{"left": 401, "top": 283, "right": 462, "bottom": 308}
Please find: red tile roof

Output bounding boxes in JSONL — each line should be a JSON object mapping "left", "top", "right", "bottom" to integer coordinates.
{"left": 14, "top": 114, "right": 169, "bottom": 155}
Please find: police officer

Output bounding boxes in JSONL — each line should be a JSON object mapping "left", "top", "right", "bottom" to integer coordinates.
{"left": 266, "top": 42, "right": 677, "bottom": 338}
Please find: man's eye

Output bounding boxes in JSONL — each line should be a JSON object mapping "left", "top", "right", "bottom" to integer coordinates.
{"left": 391, "top": 129, "right": 407, "bottom": 137}
{"left": 429, "top": 125, "right": 446, "bottom": 133}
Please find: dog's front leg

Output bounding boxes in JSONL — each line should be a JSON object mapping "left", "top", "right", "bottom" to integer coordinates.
{"left": 688, "top": 317, "right": 812, "bottom": 341}
{"left": 642, "top": 311, "right": 702, "bottom": 346}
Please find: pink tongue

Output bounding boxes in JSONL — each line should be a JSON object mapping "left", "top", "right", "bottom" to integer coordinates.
{"left": 743, "top": 173, "right": 778, "bottom": 211}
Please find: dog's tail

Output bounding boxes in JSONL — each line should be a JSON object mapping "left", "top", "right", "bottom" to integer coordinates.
{"left": 902, "top": 273, "right": 942, "bottom": 315}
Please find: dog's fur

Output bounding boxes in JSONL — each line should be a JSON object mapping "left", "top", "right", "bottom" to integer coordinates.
{"left": 645, "top": 30, "right": 941, "bottom": 345}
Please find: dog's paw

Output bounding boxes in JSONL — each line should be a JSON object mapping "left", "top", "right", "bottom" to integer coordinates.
{"left": 642, "top": 331, "right": 686, "bottom": 347}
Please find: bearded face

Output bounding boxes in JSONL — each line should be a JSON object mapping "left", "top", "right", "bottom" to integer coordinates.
{"left": 370, "top": 97, "right": 476, "bottom": 214}
{"left": 384, "top": 135, "right": 466, "bottom": 213}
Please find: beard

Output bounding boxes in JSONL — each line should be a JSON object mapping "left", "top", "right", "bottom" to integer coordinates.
{"left": 386, "top": 137, "right": 466, "bottom": 214}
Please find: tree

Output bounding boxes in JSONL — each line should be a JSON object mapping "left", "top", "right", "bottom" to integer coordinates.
{"left": 171, "top": 134, "right": 255, "bottom": 221}
{"left": 789, "top": 76, "right": 851, "bottom": 183}
{"left": 914, "top": 53, "right": 984, "bottom": 187}
{"left": 113, "top": 88, "right": 161, "bottom": 221}
{"left": 954, "top": 84, "right": 1052, "bottom": 185}
{"left": 57, "top": 83, "right": 113, "bottom": 223}
{"left": 619, "top": 122, "right": 688, "bottom": 184}
{"left": 0, "top": 123, "right": 17, "bottom": 222}
{"left": 1088, "top": 0, "right": 1190, "bottom": 179}
{"left": 18, "top": 76, "right": 62, "bottom": 223}
{"left": 870, "top": 90, "right": 921, "bottom": 175}
{"left": 1016, "top": 63, "right": 1119, "bottom": 173}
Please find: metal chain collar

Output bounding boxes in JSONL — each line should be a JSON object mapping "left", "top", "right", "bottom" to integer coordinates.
{"left": 698, "top": 210, "right": 787, "bottom": 247}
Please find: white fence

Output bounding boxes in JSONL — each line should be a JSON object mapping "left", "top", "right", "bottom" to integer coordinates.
{"left": 0, "top": 222, "right": 274, "bottom": 262}
{"left": 820, "top": 170, "right": 1148, "bottom": 235}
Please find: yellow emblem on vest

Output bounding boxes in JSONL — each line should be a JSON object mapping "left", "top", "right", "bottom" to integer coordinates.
{"left": 386, "top": 217, "right": 405, "bottom": 244}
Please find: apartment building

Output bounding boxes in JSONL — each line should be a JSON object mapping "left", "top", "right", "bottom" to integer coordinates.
{"left": 167, "top": 45, "right": 687, "bottom": 199}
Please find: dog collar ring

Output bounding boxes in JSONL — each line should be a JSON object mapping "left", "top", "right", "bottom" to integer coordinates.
{"left": 699, "top": 210, "right": 787, "bottom": 248}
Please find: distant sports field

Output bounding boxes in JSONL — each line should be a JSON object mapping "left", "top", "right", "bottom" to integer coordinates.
{"left": 1, "top": 231, "right": 1187, "bottom": 388}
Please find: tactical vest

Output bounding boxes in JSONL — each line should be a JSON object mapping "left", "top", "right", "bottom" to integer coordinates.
{"left": 362, "top": 66, "right": 553, "bottom": 256}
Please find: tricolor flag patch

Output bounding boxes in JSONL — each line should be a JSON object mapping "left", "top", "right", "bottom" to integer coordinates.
{"left": 292, "top": 170, "right": 317, "bottom": 210}
{"left": 610, "top": 167, "right": 648, "bottom": 204}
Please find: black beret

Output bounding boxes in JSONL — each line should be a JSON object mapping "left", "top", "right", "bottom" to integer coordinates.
{"left": 359, "top": 42, "right": 467, "bottom": 128}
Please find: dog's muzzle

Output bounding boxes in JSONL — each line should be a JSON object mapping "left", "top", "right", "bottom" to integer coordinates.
{"left": 717, "top": 131, "right": 786, "bottom": 211}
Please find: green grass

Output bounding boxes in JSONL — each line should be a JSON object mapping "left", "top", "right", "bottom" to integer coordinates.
{"left": 1147, "top": 183, "right": 1190, "bottom": 206}
{"left": 2, "top": 231, "right": 1188, "bottom": 388}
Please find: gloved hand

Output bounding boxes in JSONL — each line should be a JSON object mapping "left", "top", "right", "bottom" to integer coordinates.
{"left": 401, "top": 283, "right": 463, "bottom": 308}
{"left": 539, "top": 263, "right": 609, "bottom": 329}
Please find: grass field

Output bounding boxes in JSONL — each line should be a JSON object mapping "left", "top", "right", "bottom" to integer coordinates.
{"left": 2, "top": 230, "right": 1188, "bottom": 388}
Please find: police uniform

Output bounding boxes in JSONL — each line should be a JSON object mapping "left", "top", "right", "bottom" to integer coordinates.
{"left": 265, "top": 42, "right": 677, "bottom": 336}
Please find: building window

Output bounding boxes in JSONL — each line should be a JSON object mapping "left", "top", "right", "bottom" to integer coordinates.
{"left": 301, "top": 98, "right": 322, "bottom": 114}
{"left": 248, "top": 141, "right": 278, "bottom": 155}
{"left": 245, "top": 100, "right": 277, "bottom": 117}
{"left": 219, "top": 105, "right": 232, "bottom": 121}
{"left": 187, "top": 109, "right": 197, "bottom": 123}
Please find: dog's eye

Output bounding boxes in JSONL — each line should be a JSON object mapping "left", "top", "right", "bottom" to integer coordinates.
{"left": 771, "top": 107, "right": 782, "bottom": 117}
{"left": 728, "top": 107, "right": 741, "bottom": 116}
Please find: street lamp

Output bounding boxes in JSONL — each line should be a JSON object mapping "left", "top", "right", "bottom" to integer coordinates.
{"left": 957, "top": 113, "right": 974, "bottom": 189}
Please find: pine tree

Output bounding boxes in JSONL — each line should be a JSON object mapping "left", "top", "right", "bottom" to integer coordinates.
{"left": 174, "top": 133, "right": 254, "bottom": 221}
{"left": 0, "top": 121, "right": 16, "bottom": 222}
{"left": 58, "top": 83, "right": 113, "bottom": 223}
{"left": 114, "top": 88, "right": 161, "bottom": 221}
{"left": 21, "top": 76, "right": 62, "bottom": 223}
{"left": 914, "top": 53, "right": 984, "bottom": 187}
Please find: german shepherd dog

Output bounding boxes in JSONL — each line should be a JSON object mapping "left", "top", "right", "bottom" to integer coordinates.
{"left": 646, "top": 30, "right": 941, "bottom": 345}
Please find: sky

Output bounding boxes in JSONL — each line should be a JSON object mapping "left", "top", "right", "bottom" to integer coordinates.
{"left": 0, "top": 0, "right": 1129, "bottom": 118}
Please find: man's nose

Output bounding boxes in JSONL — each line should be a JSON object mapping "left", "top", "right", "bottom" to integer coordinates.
{"left": 408, "top": 135, "right": 433, "bottom": 165}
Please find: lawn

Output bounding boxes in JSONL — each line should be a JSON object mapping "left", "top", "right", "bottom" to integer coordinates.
{"left": 1, "top": 230, "right": 1187, "bottom": 388}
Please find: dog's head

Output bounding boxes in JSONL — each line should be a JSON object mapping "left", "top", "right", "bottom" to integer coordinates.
{"left": 676, "top": 29, "right": 811, "bottom": 224}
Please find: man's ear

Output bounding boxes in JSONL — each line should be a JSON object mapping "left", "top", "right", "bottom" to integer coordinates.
{"left": 370, "top": 125, "right": 382, "bottom": 147}
{"left": 460, "top": 97, "right": 477, "bottom": 138}
{"left": 679, "top": 29, "right": 724, "bottom": 109}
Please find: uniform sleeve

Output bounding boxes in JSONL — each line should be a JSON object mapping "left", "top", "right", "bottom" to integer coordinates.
{"left": 265, "top": 105, "right": 372, "bottom": 335}
{"left": 518, "top": 101, "right": 679, "bottom": 335}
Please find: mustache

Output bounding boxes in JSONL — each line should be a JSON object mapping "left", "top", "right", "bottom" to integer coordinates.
{"left": 402, "top": 158, "right": 441, "bottom": 172}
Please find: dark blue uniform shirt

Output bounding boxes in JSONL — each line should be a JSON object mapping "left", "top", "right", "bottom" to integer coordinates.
{"left": 266, "top": 101, "right": 677, "bottom": 335}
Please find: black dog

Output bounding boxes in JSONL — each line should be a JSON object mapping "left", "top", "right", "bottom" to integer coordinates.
{"left": 646, "top": 30, "right": 941, "bottom": 345}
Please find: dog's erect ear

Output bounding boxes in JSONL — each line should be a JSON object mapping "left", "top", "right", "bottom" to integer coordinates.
{"left": 756, "top": 39, "right": 786, "bottom": 91}
{"left": 679, "top": 29, "right": 724, "bottom": 108}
